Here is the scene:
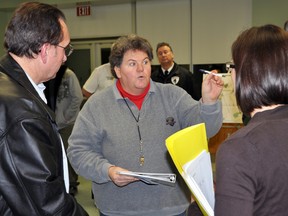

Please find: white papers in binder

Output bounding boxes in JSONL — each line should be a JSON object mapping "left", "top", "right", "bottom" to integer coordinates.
{"left": 118, "top": 171, "right": 176, "bottom": 186}
{"left": 182, "top": 150, "right": 215, "bottom": 216}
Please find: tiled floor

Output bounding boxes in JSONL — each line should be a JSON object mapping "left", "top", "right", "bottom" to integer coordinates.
{"left": 75, "top": 176, "right": 100, "bottom": 216}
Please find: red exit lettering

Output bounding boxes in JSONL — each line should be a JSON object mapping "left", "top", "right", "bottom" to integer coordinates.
{"left": 77, "top": 5, "right": 91, "bottom": 16}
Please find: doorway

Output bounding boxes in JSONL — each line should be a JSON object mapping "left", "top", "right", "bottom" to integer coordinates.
{"left": 66, "top": 39, "right": 116, "bottom": 87}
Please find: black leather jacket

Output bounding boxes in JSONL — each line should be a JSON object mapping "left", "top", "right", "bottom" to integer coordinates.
{"left": 0, "top": 55, "right": 88, "bottom": 216}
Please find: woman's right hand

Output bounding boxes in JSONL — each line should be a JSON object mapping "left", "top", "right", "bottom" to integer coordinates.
{"left": 108, "top": 166, "right": 139, "bottom": 187}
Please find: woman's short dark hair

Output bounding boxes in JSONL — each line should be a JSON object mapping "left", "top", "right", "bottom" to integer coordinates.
{"left": 232, "top": 24, "right": 288, "bottom": 115}
{"left": 109, "top": 34, "right": 153, "bottom": 78}
{"left": 4, "top": 2, "right": 66, "bottom": 58}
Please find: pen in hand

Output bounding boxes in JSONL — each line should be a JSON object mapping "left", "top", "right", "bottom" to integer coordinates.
{"left": 199, "top": 69, "right": 226, "bottom": 77}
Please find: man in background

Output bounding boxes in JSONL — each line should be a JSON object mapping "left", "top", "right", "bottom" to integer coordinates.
{"left": 82, "top": 62, "right": 114, "bottom": 99}
{"left": 151, "top": 42, "right": 198, "bottom": 100}
{"left": 44, "top": 64, "right": 83, "bottom": 196}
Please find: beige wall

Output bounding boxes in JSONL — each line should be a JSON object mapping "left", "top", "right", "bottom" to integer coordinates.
{"left": 0, "top": 0, "right": 250, "bottom": 65}
{"left": 61, "top": 0, "right": 251, "bottom": 66}
{"left": 252, "top": 0, "right": 288, "bottom": 27}
{"left": 0, "top": 11, "right": 12, "bottom": 56}
{"left": 1, "top": 0, "right": 288, "bottom": 66}
{"left": 192, "top": 0, "right": 251, "bottom": 64}
{"left": 65, "top": 3, "right": 133, "bottom": 39}
{"left": 135, "top": 0, "right": 191, "bottom": 65}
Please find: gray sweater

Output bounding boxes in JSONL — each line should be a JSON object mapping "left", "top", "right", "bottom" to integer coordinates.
{"left": 68, "top": 80, "right": 222, "bottom": 216}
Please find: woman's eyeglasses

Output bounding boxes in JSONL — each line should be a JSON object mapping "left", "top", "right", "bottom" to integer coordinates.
{"left": 225, "top": 61, "right": 235, "bottom": 72}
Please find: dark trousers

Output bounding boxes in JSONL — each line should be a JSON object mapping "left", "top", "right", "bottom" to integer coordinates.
{"left": 187, "top": 202, "right": 204, "bottom": 216}
{"left": 100, "top": 202, "right": 204, "bottom": 216}
{"left": 100, "top": 210, "right": 187, "bottom": 216}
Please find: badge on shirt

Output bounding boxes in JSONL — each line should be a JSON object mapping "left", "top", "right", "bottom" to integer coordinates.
{"left": 171, "top": 76, "right": 180, "bottom": 85}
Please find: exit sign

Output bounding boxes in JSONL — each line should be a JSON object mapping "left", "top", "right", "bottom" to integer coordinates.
{"left": 77, "top": 5, "right": 91, "bottom": 16}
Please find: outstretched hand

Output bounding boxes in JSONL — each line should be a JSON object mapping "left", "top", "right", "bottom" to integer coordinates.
{"left": 201, "top": 70, "right": 224, "bottom": 104}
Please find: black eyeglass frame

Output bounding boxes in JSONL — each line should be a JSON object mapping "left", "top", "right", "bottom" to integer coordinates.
{"left": 225, "top": 61, "right": 235, "bottom": 72}
{"left": 56, "top": 43, "right": 73, "bottom": 57}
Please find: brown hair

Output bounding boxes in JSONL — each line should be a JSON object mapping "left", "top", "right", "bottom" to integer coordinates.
{"left": 4, "top": 2, "right": 66, "bottom": 58}
{"left": 232, "top": 24, "right": 288, "bottom": 115}
{"left": 156, "top": 42, "right": 173, "bottom": 53}
{"left": 109, "top": 34, "right": 153, "bottom": 78}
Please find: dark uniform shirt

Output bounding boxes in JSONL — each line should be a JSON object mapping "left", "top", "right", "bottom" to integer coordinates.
{"left": 151, "top": 62, "right": 199, "bottom": 100}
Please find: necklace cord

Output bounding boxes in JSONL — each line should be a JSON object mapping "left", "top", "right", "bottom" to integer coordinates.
{"left": 121, "top": 96, "right": 144, "bottom": 166}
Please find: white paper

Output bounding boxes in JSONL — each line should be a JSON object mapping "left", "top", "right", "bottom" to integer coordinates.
{"left": 118, "top": 171, "right": 176, "bottom": 186}
{"left": 182, "top": 150, "right": 215, "bottom": 216}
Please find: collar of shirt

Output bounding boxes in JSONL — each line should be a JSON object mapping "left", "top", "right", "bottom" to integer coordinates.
{"left": 24, "top": 71, "right": 47, "bottom": 104}
{"left": 161, "top": 63, "right": 174, "bottom": 75}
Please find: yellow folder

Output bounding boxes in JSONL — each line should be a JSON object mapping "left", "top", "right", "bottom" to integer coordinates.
{"left": 166, "top": 123, "right": 214, "bottom": 216}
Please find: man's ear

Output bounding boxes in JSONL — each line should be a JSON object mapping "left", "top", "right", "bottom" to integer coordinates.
{"left": 39, "top": 43, "right": 50, "bottom": 64}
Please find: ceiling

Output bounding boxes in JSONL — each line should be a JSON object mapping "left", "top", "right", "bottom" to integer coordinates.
{"left": 0, "top": 0, "right": 162, "bottom": 11}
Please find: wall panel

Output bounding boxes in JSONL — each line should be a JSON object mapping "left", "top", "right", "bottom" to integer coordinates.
{"left": 136, "top": 0, "right": 191, "bottom": 65}
{"left": 64, "top": 3, "right": 133, "bottom": 38}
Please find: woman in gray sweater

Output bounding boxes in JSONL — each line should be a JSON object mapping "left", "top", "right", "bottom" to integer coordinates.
{"left": 68, "top": 34, "right": 223, "bottom": 216}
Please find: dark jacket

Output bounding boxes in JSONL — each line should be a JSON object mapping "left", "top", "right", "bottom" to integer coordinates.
{"left": 151, "top": 62, "right": 199, "bottom": 100}
{"left": 0, "top": 55, "right": 88, "bottom": 216}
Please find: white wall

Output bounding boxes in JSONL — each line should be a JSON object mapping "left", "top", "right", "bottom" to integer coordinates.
{"left": 64, "top": 3, "right": 133, "bottom": 38}
{"left": 136, "top": 0, "right": 191, "bottom": 65}
{"left": 192, "top": 0, "right": 252, "bottom": 64}
{"left": 0, "top": 0, "right": 252, "bottom": 66}
{"left": 0, "top": 11, "right": 14, "bottom": 56}
{"left": 253, "top": 0, "right": 288, "bottom": 27}
{"left": 61, "top": 0, "right": 252, "bottom": 68}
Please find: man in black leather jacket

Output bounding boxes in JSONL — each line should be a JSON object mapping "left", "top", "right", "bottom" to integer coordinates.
{"left": 0, "top": 2, "right": 88, "bottom": 216}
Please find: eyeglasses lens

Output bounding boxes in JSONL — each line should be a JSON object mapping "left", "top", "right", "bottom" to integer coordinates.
{"left": 65, "top": 44, "right": 73, "bottom": 57}
{"left": 225, "top": 61, "right": 235, "bottom": 72}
